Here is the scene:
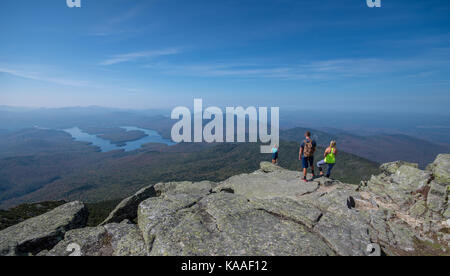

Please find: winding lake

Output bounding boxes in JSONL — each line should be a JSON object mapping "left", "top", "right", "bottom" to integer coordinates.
{"left": 63, "top": 126, "right": 176, "bottom": 152}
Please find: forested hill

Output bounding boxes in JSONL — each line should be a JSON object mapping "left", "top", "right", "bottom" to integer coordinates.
{"left": 0, "top": 134, "right": 379, "bottom": 210}
{"left": 281, "top": 127, "right": 450, "bottom": 168}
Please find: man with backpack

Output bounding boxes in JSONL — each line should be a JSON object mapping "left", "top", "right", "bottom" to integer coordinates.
{"left": 299, "top": 131, "right": 317, "bottom": 182}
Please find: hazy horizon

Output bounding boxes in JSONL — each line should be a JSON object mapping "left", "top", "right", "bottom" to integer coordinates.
{"left": 1, "top": 104, "right": 449, "bottom": 142}
{"left": 2, "top": 103, "right": 450, "bottom": 116}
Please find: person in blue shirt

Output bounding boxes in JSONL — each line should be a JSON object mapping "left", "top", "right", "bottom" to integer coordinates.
{"left": 299, "top": 131, "right": 317, "bottom": 182}
{"left": 271, "top": 144, "right": 279, "bottom": 164}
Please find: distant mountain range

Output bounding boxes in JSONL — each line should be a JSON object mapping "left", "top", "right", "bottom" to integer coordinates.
{"left": 281, "top": 127, "right": 450, "bottom": 168}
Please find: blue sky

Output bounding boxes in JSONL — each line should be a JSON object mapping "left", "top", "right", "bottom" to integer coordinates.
{"left": 1, "top": 0, "right": 450, "bottom": 113}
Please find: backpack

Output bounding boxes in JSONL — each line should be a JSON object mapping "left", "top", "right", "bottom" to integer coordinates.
{"left": 303, "top": 139, "right": 314, "bottom": 157}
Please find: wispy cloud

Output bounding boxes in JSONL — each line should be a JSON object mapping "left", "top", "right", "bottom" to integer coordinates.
{"left": 89, "top": 28, "right": 144, "bottom": 37}
{"left": 0, "top": 67, "right": 92, "bottom": 87}
{"left": 142, "top": 61, "right": 365, "bottom": 80}
{"left": 100, "top": 49, "right": 180, "bottom": 66}
{"left": 142, "top": 49, "right": 450, "bottom": 81}
{"left": 0, "top": 65, "right": 143, "bottom": 93}
{"left": 107, "top": 4, "right": 144, "bottom": 26}
{"left": 89, "top": 3, "right": 151, "bottom": 37}
{"left": 143, "top": 62, "right": 309, "bottom": 79}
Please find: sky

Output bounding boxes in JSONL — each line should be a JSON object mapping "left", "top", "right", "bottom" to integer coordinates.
{"left": 0, "top": 0, "right": 450, "bottom": 113}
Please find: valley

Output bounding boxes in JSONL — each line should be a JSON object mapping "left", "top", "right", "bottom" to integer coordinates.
{"left": 0, "top": 127, "right": 380, "bottom": 210}
{"left": 0, "top": 106, "right": 448, "bottom": 211}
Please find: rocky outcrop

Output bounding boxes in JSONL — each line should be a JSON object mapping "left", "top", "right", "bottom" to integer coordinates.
{"left": 358, "top": 154, "right": 450, "bottom": 254}
{"left": 380, "top": 161, "right": 418, "bottom": 175}
{"left": 1, "top": 154, "right": 449, "bottom": 256}
{"left": 135, "top": 156, "right": 449, "bottom": 256}
{"left": 427, "top": 154, "right": 450, "bottom": 183}
{"left": 0, "top": 201, "right": 88, "bottom": 256}
{"left": 100, "top": 185, "right": 156, "bottom": 225}
{"left": 39, "top": 220, "right": 146, "bottom": 256}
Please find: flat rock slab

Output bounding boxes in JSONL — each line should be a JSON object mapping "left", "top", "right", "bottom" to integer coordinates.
{"left": 155, "top": 181, "right": 216, "bottom": 197}
{"left": 0, "top": 201, "right": 88, "bottom": 256}
{"left": 219, "top": 172, "right": 319, "bottom": 200}
{"left": 140, "top": 192, "right": 335, "bottom": 256}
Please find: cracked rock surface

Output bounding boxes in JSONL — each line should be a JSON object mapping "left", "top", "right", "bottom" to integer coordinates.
{"left": 136, "top": 155, "right": 449, "bottom": 256}
{"left": 39, "top": 220, "right": 147, "bottom": 256}
{"left": 0, "top": 201, "right": 88, "bottom": 256}
{"left": 2, "top": 154, "right": 449, "bottom": 256}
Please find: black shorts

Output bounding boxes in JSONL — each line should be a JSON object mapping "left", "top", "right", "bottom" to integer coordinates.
{"left": 302, "top": 156, "right": 314, "bottom": 169}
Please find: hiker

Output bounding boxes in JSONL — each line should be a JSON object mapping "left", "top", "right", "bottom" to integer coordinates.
{"left": 299, "top": 131, "right": 316, "bottom": 182}
{"left": 317, "top": 141, "right": 338, "bottom": 178}
{"left": 272, "top": 144, "right": 279, "bottom": 164}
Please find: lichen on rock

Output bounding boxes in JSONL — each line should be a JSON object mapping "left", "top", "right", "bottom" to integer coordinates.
{"left": 0, "top": 201, "right": 88, "bottom": 256}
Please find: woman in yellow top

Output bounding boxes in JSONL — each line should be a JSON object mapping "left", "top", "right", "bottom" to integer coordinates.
{"left": 317, "top": 141, "right": 338, "bottom": 178}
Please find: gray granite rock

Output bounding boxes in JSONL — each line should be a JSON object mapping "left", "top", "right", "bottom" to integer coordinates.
{"left": 0, "top": 201, "right": 87, "bottom": 256}
{"left": 41, "top": 221, "right": 147, "bottom": 256}
{"left": 100, "top": 185, "right": 156, "bottom": 225}
{"left": 4, "top": 154, "right": 450, "bottom": 256}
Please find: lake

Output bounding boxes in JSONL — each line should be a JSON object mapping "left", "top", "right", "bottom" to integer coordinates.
{"left": 63, "top": 126, "right": 176, "bottom": 152}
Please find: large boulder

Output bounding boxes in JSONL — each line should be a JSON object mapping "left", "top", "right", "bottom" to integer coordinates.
{"left": 260, "top": 161, "right": 285, "bottom": 173}
{"left": 365, "top": 165, "right": 432, "bottom": 209}
{"left": 380, "top": 161, "right": 419, "bottom": 175}
{"left": 391, "top": 165, "right": 431, "bottom": 192}
{"left": 138, "top": 181, "right": 216, "bottom": 249}
{"left": 427, "top": 154, "right": 450, "bottom": 184}
{"left": 154, "top": 181, "right": 216, "bottom": 197}
{"left": 40, "top": 221, "right": 147, "bottom": 256}
{"left": 427, "top": 182, "right": 447, "bottom": 213}
{"left": 0, "top": 201, "right": 87, "bottom": 256}
{"left": 444, "top": 207, "right": 450, "bottom": 219}
{"left": 100, "top": 185, "right": 156, "bottom": 225}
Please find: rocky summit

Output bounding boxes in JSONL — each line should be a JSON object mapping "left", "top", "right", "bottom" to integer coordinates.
{"left": 1, "top": 154, "right": 449, "bottom": 256}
